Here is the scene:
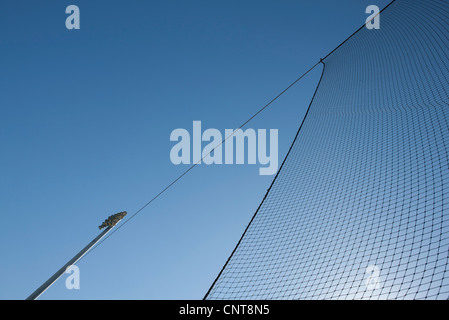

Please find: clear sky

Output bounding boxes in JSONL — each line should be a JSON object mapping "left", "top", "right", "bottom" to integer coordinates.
{"left": 0, "top": 0, "right": 390, "bottom": 299}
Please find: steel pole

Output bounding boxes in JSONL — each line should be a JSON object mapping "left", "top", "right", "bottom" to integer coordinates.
{"left": 26, "top": 226, "right": 113, "bottom": 300}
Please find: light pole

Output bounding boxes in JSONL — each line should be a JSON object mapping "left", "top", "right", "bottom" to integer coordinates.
{"left": 26, "top": 211, "right": 127, "bottom": 300}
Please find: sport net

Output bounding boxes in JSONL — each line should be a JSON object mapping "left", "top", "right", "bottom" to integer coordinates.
{"left": 205, "top": 0, "right": 449, "bottom": 300}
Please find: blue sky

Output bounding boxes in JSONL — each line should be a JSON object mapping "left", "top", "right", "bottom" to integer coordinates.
{"left": 0, "top": 0, "right": 390, "bottom": 299}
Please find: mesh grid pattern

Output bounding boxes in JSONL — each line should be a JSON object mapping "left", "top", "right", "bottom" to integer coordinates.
{"left": 206, "top": 0, "right": 449, "bottom": 300}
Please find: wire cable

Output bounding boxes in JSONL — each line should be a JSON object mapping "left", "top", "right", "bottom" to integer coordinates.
{"left": 76, "top": 0, "right": 395, "bottom": 266}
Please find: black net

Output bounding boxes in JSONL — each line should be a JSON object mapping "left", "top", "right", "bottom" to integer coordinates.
{"left": 205, "top": 0, "right": 449, "bottom": 300}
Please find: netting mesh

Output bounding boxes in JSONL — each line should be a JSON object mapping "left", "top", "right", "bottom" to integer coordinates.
{"left": 206, "top": 0, "right": 449, "bottom": 300}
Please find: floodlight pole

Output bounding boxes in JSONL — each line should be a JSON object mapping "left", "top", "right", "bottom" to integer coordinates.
{"left": 26, "top": 226, "right": 113, "bottom": 300}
